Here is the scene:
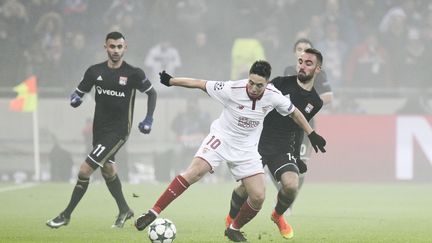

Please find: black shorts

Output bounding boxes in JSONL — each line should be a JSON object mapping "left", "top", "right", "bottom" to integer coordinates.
{"left": 85, "top": 132, "right": 127, "bottom": 169}
{"left": 262, "top": 153, "right": 301, "bottom": 182}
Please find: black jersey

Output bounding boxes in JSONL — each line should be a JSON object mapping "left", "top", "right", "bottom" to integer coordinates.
{"left": 258, "top": 75, "right": 323, "bottom": 156}
{"left": 284, "top": 66, "right": 332, "bottom": 95}
{"left": 77, "top": 61, "right": 152, "bottom": 137}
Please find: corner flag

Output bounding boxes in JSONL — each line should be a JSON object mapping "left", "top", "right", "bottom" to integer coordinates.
{"left": 10, "top": 75, "right": 38, "bottom": 112}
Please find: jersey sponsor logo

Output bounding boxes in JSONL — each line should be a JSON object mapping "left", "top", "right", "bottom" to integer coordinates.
{"left": 305, "top": 103, "right": 314, "bottom": 113}
{"left": 97, "top": 75, "right": 103, "bottom": 81}
{"left": 214, "top": 82, "right": 225, "bottom": 90}
{"left": 119, "top": 76, "right": 128, "bottom": 86}
{"left": 95, "top": 86, "right": 126, "bottom": 97}
{"left": 238, "top": 116, "right": 260, "bottom": 128}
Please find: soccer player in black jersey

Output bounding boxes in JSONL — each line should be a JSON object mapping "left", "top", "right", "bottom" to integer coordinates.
{"left": 226, "top": 48, "right": 325, "bottom": 239}
{"left": 46, "top": 31, "right": 157, "bottom": 229}
{"left": 283, "top": 39, "right": 333, "bottom": 215}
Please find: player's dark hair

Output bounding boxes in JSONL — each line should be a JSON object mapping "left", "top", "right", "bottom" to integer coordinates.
{"left": 304, "top": 48, "right": 323, "bottom": 66}
{"left": 293, "top": 38, "right": 313, "bottom": 52}
{"left": 249, "top": 60, "right": 271, "bottom": 80}
{"left": 106, "top": 31, "right": 125, "bottom": 41}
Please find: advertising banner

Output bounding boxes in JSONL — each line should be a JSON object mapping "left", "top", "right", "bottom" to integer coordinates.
{"left": 308, "top": 115, "right": 432, "bottom": 182}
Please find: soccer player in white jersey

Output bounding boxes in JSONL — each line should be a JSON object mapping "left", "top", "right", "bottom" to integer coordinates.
{"left": 135, "top": 60, "right": 326, "bottom": 242}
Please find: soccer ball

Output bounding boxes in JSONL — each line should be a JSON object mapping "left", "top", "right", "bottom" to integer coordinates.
{"left": 147, "top": 218, "right": 176, "bottom": 243}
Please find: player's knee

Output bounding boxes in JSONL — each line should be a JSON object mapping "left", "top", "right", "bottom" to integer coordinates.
{"left": 78, "top": 162, "right": 95, "bottom": 178}
{"left": 248, "top": 191, "right": 265, "bottom": 207}
{"left": 280, "top": 170, "right": 299, "bottom": 186}
{"left": 101, "top": 165, "right": 116, "bottom": 179}
{"left": 281, "top": 184, "right": 298, "bottom": 196}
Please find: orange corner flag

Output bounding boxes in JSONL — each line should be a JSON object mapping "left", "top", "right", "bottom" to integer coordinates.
{"left": 9, "top": 76, "right": 38, "bottom": 112}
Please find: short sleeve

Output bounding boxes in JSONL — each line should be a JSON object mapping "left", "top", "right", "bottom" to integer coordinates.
{"left": 205, "top": 80, "right": 231, "bottom": 104}
{"left": 77, "top": 67, "right": 95, "bottom": 93}
{"left": 274, "top": 92, "right": 295, "bottom": 116}
{"left": 135, "top": 68, "right": 152, "bottom": 93}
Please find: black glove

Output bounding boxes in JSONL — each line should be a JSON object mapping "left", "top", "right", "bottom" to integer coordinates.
{"left": 297, "top": 159, "right": 307, "bottom": 174}
{"left": 70, "top": 90, "right": 84, "bottom": 108}
{"left": 159, "top": 70, "right": 172, "bottom": 87}
{"left": 308, "top": 131, "right": 326, "bottom": 153}
{"left": 138, "top": 116, "right": 153, "bottom": 134}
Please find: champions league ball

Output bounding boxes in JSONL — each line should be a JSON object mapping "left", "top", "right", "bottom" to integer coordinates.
{"left": 147, "top": 218, "right": 176, "bottom": 243}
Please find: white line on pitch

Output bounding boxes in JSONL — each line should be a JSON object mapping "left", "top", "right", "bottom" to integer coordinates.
{"left": 0, "top": 183, "right": 37, "bottom": 193}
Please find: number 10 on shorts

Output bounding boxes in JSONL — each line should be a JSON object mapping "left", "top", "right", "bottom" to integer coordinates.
{"left": 206, "top": 135, "right": 221, "bottom": 149}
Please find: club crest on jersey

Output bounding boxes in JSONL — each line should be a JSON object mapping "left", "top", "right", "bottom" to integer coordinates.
{"left": 119, "top": 76, "right": 128, "bottom": 86}
{"left": 305, "top": 103, "right": 314, "bottom": 113}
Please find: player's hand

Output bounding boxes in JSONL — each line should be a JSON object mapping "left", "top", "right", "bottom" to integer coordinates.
{"left": 159, "top": 70, "right": 172, "bottom": 87}
{"left": 308, "top": 131, "right": 326, "bottom": 153}
{"left": 138, "top": 116, "right": 153, "bottom": 134}
{"left": 70, "top": 91, "right": 83, "bottom": 108}
{"left": 297, "top": 159, "right": 307, "bottom": 174}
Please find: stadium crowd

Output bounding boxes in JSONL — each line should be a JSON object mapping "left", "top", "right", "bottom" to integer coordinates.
{"left": 1, "top": 0, "right": 431, "bottom": 112}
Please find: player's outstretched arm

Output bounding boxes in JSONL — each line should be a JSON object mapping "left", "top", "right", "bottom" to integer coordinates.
{"left": 159, "top": 71, "right": 206, "bottom": 91}
{"left": 290, "top": 108, "right": 313, "bottom": 134}
{"left": 289, "top": 108, "right": 326, "bottom": 153}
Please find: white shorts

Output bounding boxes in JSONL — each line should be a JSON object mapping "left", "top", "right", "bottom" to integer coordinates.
{"left": 194, "top": 133, "right": 264, "bottom": 181}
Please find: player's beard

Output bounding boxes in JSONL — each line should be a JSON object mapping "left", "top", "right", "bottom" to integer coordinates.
{"left": 108, "top": 52, "right": 123, "bottom": 63}
{"left": 297, "top": 71, "right": 313, "bottom": 84}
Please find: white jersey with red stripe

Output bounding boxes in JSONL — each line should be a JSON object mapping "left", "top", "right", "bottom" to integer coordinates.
{"left": 205, "top": 79, "right": 295, "bottom": 151}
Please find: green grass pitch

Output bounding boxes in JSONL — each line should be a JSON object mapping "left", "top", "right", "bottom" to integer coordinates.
{"left": 1, "top": 181, "right": 431, "bottom": 242}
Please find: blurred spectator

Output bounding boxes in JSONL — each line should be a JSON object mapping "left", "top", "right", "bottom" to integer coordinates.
{"left": 255, "top": 18, "right": 283, "bottom": 71}
{"left": 345, "top": 30, "right": 390, "bottom": 88}
{"left": 295, "top": 15, "right": 325, "bottom": 46}
{"left": 320, "top": 0, "right": 357, "bottom": 46}
{"left": 350, "top": 0, "right": 389, "bottom": 42}
{"left": 171, "top": 99, "right": 210, "bottom": 175}
{"left": 61, "top": 0, "right": 88, "bottom": 29}
{"left": 379, "top": 6, "right": 408, "bottom": 86}
{"left": 397, "top": 28, "right": 431, "bottom": 114}
{"left": 400, "top": 29, "right": 429, "bottom": 87}
{"left": 175, "top": 0, "right": 207, "bottom": 26}
{"left": 316, "top": 22, "right": 348, "bottom": 88}
{"left": 422, "top": 10, "right": 432, "bottom": 42}
{"left": 180, "top": 31, "right": 219, "bottom": 79}
{"left": 32, "top": 11, "right": 65, "bottom": 88}
{"left": 144, "top": 41, "right": 182, "bottom": 96}
{"left": 63, "top": 30, "right": 89, "bottom": 91}
{"left": 230, "top": 38, "right": 265, "bottom": 80}
{"left": 0, "top": 0, "right": 29, "bottom": 86}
